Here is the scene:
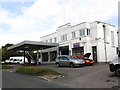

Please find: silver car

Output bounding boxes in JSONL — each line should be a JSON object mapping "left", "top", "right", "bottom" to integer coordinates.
{"left": 56, "top": 55, "right": 85, "bottom": 67}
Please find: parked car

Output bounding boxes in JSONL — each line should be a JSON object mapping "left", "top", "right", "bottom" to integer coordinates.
{"left": 109, "top": 55, "right": 120, "bottom": 77}
{"left": 74, "top": 53, "right": 94, "bottom": 66}
{"left": 56, "top": 55, "right": 85, "bottom": 67}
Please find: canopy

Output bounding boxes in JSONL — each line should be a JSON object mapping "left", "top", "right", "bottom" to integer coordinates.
{"left": 7, "top": 40, "right": 59, "bottom": 51}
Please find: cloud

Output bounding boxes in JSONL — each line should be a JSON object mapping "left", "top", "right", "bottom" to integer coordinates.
{"left": 0, "top": 0, "right": 119, "bottom": 47}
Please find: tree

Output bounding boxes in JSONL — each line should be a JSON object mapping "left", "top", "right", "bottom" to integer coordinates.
{"left": 2, "top": 43, "right": 23, "bottom": 61}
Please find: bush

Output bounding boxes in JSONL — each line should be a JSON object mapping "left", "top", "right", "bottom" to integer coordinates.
{"left": 2, "top": 65, "right": 13, "bottom": 69}
{"left": 16, "top": 67, "right": 64, "bottom": 76}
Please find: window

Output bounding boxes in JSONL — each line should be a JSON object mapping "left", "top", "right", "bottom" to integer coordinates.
{"left": 49, "top": 38, "right": 52, "bottom": 43}
{"left": 87, "top": 29, "right": 90, "bottom": 35}
{"left": 54, "top": 37, "right": 57, "bottom": 43}
{"left": 65, "top": 34, "right": 67, "bottom": 40}
{"left": 61, "top": 34, "right": 67, "bottom": 41}
{"left": 111, "top": 31, "right": 115, "bottom": 45}
{"left": 72, "top": 31, "right": 76, "bottom": 39}
{"left": 79, "top": 29, "right": 85, "bottom": 36}
{"left": 63, "top": 56, "right": 69, "bottom": 60}
{"left": 57, "top": 56, "right": 61, "bottom": 60}
{"left": 59, "top": 56, "right": 63, "bottom": 60}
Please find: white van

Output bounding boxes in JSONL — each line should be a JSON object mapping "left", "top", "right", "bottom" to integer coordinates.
{"left": 109, "top": 54, "right": 120, "bottom": 77}
{"left": 8, "top": 56, "right": 29, "bottom": 64}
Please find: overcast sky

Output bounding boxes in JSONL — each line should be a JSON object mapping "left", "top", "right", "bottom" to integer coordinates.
{"left": 0, "top": 0, "right": 119, "bottom": 48}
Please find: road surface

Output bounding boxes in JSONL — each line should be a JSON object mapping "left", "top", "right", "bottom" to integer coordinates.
{"left": 2, "top": 70, "right": 68, "bottom": 88}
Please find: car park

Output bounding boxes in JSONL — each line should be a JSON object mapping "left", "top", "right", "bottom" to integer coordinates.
{"left": 74, "top": 53, "right": 94, "bottom": 66}
{"left": 55, "top": 55, "right": 85, "bottom": 67}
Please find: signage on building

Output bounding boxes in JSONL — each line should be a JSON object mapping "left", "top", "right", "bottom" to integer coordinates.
{"left": 73, "top": 43, "right": 80, "bottom": 48}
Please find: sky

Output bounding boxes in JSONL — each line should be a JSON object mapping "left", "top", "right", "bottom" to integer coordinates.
{"left": 0, "top": 0, "right": 119, "bottom": 48}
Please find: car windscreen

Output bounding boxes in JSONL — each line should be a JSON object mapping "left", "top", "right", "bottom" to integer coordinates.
{"left": 83, "top": 57, "right": 90, "bottom": 60}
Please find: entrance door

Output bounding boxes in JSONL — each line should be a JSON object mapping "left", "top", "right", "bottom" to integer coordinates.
{"left": 92, "top": 46, "right": 97, "bottom": 63}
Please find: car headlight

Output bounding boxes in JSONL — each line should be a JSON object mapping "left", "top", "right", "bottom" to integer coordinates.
{"left": 86, "top": 60, "right": 89, "bottom": 62}
{"left": 74, "top": 61, "right": 79, "bottom": 63}
{"left": 79, "top": 60, "right": 84, "bottom": 63}
{"left": 109, "top": 60, "right": 113, "bottom": 64}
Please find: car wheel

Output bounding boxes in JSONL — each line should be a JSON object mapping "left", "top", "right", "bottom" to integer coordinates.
{"left": 70, "top": 63, "right": 74, "bottom": 68}
{"left": 56, "top": 63, "right": 60, "bottom": 67}
{"left": 115, "top": 67, "right": 120, "bottom": 77}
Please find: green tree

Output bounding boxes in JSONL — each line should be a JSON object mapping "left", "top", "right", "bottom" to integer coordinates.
{"left": 2, "top": 43, "right": 23, "bottom": 61}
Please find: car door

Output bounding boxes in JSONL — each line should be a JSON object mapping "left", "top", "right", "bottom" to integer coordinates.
{"left": 62, "top": 56, "right": 70, "bottom": 66}
{"left": 58, "top": 56, "right": 66, "bottom": 66}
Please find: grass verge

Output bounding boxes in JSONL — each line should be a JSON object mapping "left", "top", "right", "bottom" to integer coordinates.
{"left": 16, "top": 67, "right": 64, "bottom": 76}
{"left": 2, "top": 65, "right": 13, "bottom": 69}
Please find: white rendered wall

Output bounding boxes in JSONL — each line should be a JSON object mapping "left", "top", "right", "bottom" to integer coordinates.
{"left": 40, "top": 21, "right": 118, "bottom": 62}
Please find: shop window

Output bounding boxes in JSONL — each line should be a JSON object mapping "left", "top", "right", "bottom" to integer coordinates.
{"left": 72, "top": 47, "right": 84, "bottom": 57}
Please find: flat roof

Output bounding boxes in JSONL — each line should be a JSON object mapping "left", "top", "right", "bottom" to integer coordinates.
{"left": 7, "top": 40, "right": 59, "bottom": 51}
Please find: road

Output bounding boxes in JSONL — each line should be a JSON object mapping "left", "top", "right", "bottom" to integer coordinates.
{"left": 2, "top": 70, "right": 69, "bottom": 88}
{"left": 2, "top": 63, "right": 120, "bottom": 88}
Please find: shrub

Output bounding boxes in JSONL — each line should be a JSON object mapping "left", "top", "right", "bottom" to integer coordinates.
{"left": 2, "top": 65, "right": 13, "bottom": 69}
{"left": 16, "top": 67, "right": 64, "bottom": 76}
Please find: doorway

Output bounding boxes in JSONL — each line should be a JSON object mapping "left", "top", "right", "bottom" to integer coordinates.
{"left": 92, "top": 46, "right": 97, "bottom": 63}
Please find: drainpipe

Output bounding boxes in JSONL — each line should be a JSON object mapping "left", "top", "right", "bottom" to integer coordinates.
{"left": 103, "top": 25, "right": 107, "bottom": 63}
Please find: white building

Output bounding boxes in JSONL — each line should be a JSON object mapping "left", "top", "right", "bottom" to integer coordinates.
{"left": 40, "top": 21, "right": 118, "bottom": 63}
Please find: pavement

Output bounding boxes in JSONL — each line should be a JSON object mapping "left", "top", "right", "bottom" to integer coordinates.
{"left": 2, "top": 63, "right": 120, "bottom": 88}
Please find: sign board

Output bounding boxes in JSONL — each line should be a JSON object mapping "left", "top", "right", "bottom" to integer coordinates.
{"left": 73, "top": 43, "right": 80, "bottom": 48}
